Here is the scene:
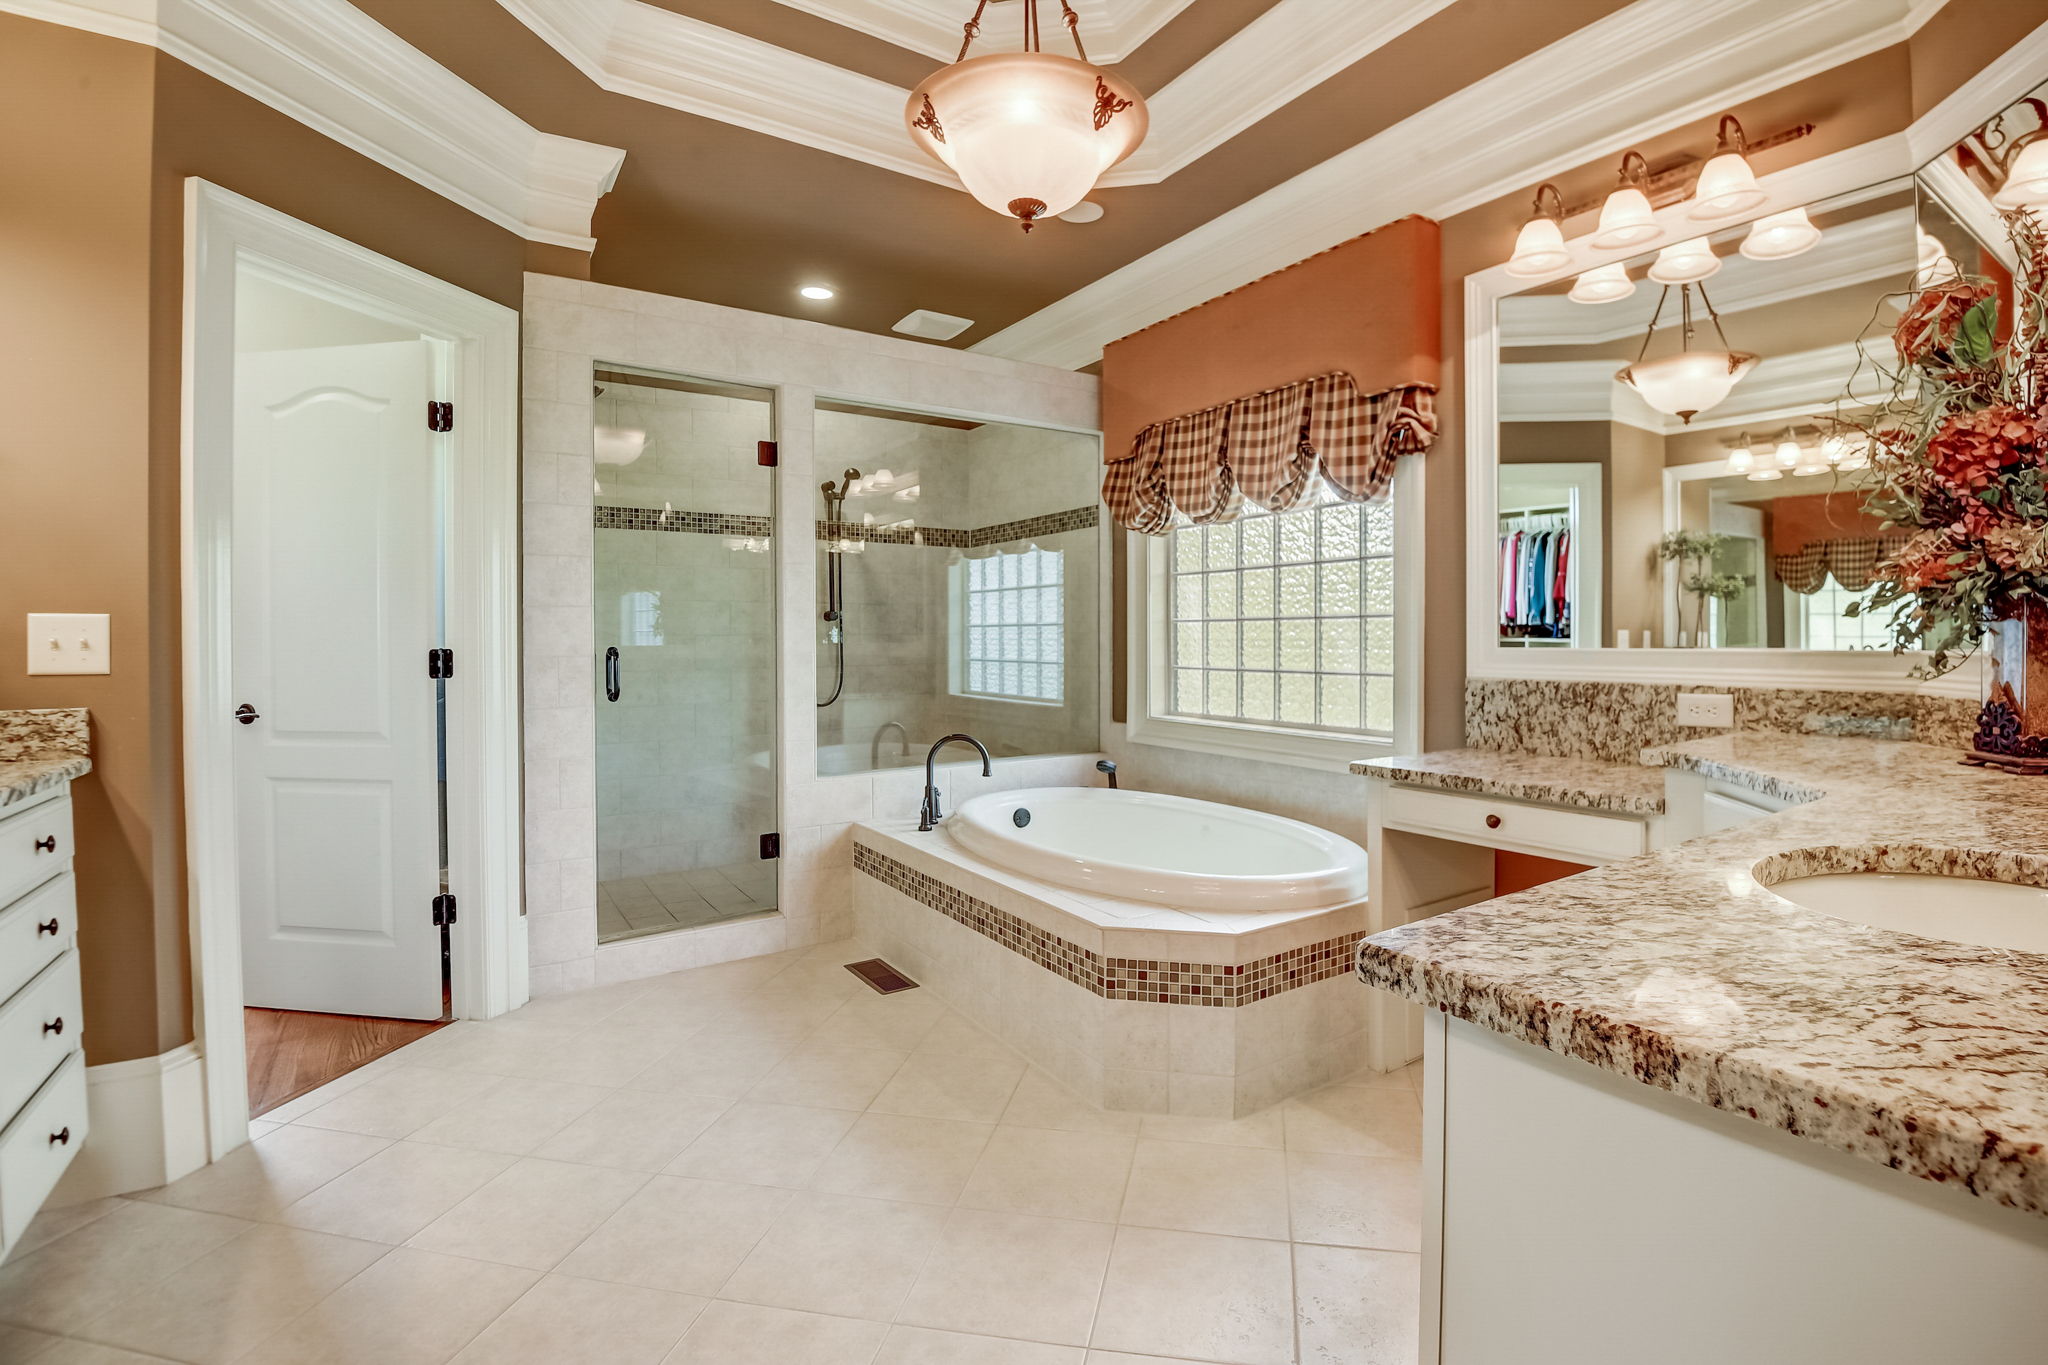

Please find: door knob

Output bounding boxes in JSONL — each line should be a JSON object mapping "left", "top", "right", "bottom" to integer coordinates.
{"left": 234, "top": 704, "right": 260, "bottom": 725}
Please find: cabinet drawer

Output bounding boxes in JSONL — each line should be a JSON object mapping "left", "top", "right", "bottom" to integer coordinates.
{"left": 0, "top": 874, "right": 76, "bottom": 1010}
{"left": 0, "top": 1053, "right": 88, "bottom": 1257}
{"left": 0, "top": 796, "right": 72, "bottom": 909}
{"left": 0, "top": 954, "right": 82, "bottom": 1132}
{"left": 1382, "top": 785, "right": 1647, "bottom": 863}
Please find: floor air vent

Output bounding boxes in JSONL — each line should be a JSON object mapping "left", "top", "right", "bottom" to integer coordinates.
{"left": 845, "top": 958, "right": 920, "bottom": 995}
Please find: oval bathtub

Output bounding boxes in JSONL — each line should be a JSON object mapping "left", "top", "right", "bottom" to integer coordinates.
{"left": 947, "top": 787, "right": 1368, "bottom": 912}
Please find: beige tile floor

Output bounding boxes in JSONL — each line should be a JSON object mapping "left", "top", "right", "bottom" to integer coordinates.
{"left": 0, "top": 940, "right": 1422, "bottom": 1365}
{"left": 599, "top": 860, "right": 779, "bottom": 943}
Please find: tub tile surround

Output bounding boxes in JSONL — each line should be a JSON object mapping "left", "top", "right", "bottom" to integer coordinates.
{"left": 853, "top": 823, "right": 1368, "bottom": 1118}
{"left": 1463, "top": 677, "right": 1978, "bottom": 762}
{"left": 0, "top": 708, "right": 92, "bottom": 805}
{"left": 1359, "top": 730, "right": 2048, "bottom": 1218}
{"left": 520, "top": 273, "right": 1097, "bottom": 995}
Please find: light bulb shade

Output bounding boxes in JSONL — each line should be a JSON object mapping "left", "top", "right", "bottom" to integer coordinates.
{"left": 1615, "top": 350, "right": 1759, "bottom": 423}
{"left": 1688, "top": 151, "right": 1767, "bottom": 220}
{"left": 1568, "top": 262, "right": 1635, "bottom": 304}
{"left": 1590, "top": 185, "right": 1661, "bottom": 249}
{"left": 594, "top": 426, "right": 647, "bottom": 466}
{"left": 1773, "top": 439, "right": 1802, "bottom": 468}
{"left": 1505, "top": 214, "right": 1570, "bottom": 277}
{"left": 1725, "top": 445, "right": 1755, "bottom": 473}
{"left": 1739, "top": 206, "right": 1821, "bottom": 260}
{"left": 1648, "top": 238, "right": 1721, "bottom": 284}
{"left": 1745, "top": 467, "right": 1784, "bottom": 481}
{"left": 1792, "top": 454, "right": 1831, "bottom": 476}
{"left": 1992, "top": 138, "right": 2048, "bottom": 210}
{"left": 905, "top": 52, "right": 1147, "bottom": 228}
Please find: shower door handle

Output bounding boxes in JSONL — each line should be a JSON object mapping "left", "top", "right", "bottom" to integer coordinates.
{"left": 604, "top": 647, "right": 621, "bottom": 703}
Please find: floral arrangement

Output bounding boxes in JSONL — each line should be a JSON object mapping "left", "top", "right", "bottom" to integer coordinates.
{"left": 1848, "top": 210, "right": 2048, "bottom": 676}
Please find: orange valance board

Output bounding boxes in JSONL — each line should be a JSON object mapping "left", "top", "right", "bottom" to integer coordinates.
{"left": 1099, "top": 215, "right": 1442, "bottom": 472}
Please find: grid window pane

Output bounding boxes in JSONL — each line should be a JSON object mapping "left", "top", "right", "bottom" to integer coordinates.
{"left": 1162, "top": 481, "right": 1396, "bottom": 739}
{"left": 961, "top": 549, "right": 1064, "bottom": 703}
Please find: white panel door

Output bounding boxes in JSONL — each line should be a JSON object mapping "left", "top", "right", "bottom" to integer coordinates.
{"left": 233, "top": 341, "right": 442, "bottom": 1019}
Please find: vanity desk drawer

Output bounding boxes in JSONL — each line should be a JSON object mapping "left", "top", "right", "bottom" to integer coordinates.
{"left": 0, "top": 1053, "right": 88, "bottom": 1256}
{"left": 1381, "top": 785, "right": 1648, "bottom": 863}
{"left": 0, "top": 794, "right": 73, "bottom": 909}
{"left": 0, "top": 873, "right": 76, "bottom": 1008}
{"left": 0, "top": 953, "right": 83, "bottom": 1129}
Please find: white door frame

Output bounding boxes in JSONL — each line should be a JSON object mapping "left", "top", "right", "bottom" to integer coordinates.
{"left": 182, "top": 179, "right": 524, "bottom": 1160}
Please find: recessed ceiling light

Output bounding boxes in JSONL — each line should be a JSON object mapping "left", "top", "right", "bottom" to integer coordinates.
{"left": 799, "top": 285, "right": 836, "bottom": 300}
{"left": 1058, "top": 201, "right": 1104, "bottom": 224}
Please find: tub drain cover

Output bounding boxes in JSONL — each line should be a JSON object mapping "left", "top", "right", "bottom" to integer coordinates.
{"left": 1012, "top": 808, "right": 1032, "bottom": 827}
{"left": 845, "top": 958, "right": 920, "bottom": 995}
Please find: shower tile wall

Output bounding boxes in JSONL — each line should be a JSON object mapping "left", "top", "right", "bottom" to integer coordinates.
{"left": 816, "top": 410, "right": 1100, "bottom": 773}
{"left": 593, "top": 382, "right": 775, "bottom": 936}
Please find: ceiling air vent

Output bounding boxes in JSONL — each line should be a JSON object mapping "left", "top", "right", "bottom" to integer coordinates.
{"left": 892, "top": 310, "right": 975, "bottom": 342}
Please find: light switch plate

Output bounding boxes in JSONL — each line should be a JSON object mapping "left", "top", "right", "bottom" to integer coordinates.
{"left": 27, "top": 614, "right": 111, "bottom": 675}
{"left": 1676, "top": 691, "right": 1734, "bottom": 727}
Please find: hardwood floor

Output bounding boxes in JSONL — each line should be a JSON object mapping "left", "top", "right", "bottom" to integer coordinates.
{"left": 245, "top": 1007, "right": 447, "bottom": 1117}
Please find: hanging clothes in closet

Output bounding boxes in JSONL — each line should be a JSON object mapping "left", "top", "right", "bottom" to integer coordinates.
{"left": 1498, "top": 519, "right": 1572, "bottom": 640}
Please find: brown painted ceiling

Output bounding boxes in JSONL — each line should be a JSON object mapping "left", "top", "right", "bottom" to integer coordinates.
{"left": 354, "top": 0, "right": 1634, "bottom": 356}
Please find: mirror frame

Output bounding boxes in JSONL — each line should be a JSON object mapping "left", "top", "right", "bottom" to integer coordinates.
{"left": 1463, "top": 39, "right": 2048, "bottom": 699}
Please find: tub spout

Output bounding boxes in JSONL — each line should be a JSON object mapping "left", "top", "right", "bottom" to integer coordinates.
{"left": 919, "top": 733, "right": 992, "bottom": 832}
{"left": 1096, "top": 759, "right": 1118, "bottom": 790}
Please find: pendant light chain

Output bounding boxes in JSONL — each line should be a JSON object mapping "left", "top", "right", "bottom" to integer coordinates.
{"left": 1635, "top": 286, "right": 1672, "bottom": 366}
{"left": 955, "top": 0, "right": 990, "bottom": 61}
{"left": 1059, "top": 0, "right": 1088, "bottom": 61}
{"left": 955, "top": 0, "right": 1089, "bottom": 60}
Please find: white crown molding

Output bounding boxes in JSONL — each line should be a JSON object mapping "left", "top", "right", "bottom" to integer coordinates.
{"left": 498, "top": 0, "right": 1450, "bottom": 193}
{"left": 1499, "top": 206, "right": 1916, "bottom": 348}
{"left": 2, "top": 0, "right": 627, "bottom": 250}
{"left": 767, "top": 0, "right": 1196, "bottom": 65}
{"left": 970, "top": 0, "right": 1952, "bottom": 369}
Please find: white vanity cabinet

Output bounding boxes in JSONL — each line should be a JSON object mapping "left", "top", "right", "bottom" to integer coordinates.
{"left": 1361, "top": 776, "right": 1663, "bottom": 1071}
{"left": 0, "top": 785, "right": 88, "bottom": 1259}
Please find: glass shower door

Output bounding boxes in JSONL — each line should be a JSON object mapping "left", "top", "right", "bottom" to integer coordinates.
{"left": 591, "top": 367, "right": 777, "bottom": 944}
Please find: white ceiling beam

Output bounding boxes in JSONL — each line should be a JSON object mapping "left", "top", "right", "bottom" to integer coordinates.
{"left": 765, "top": 0, "right": 1197, "bottom": 65}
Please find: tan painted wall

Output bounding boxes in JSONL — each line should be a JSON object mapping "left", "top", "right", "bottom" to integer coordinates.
{"left": 0, "top": 15, "right": 531, "bottom": 1065}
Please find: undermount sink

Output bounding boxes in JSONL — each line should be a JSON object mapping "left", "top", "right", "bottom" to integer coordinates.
{"left": 1766, "top": 872, "right": 2048, "bottom": 954}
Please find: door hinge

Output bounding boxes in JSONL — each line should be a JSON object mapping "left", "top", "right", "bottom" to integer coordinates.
{"left": 428, "top": 401, "right": 454, "bottom": 432}
{"left": 427, "top": 647, "right": 454, "bottom": 679}
{"left": 757, "top": 440, "right": 778, "bottom": 468}
{"left": 432, "top": 893, "right": 458, "bottom": 927}
{"left": 759, "top": 832, "right": 780, "bottom": 860}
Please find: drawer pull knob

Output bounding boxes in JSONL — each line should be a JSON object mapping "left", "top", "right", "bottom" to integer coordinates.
{"left": 34, "top": 836, "right": 57, "bottom": 853}
{"left": 43, "top": 1017, "right": 63, "bottom": 1036}
{"left": 1484, "top": 814, "right": 1503, "bottom": 830}
{"left": 37, "top": 918, "right": 60, "bottom": 936}
{"left": 49, "top": 1127, "right": 69, "bottom": 1147}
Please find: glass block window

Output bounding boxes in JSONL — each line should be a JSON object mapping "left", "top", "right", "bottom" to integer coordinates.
{"left": 1165, "top": 484, "right": 1395, "bottom": 736}
{"left": 963, "top": 548, "right": 1065, "bottom": 702}
{"left": 1793, "top": 578, "right": 1890, "bottom": 651}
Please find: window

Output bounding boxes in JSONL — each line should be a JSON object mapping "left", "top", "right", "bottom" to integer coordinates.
{"left": 619, "top": 590, "right": 663, "bottom": 646}
{"left": 1164, "top": 483, "right": 1396, "bottom": 737}
{"left": 960, "top": 548, "right": 1065, "bottom": 702}
{"left": 1791, "top": 577, "right": 1892, "bottom": 650}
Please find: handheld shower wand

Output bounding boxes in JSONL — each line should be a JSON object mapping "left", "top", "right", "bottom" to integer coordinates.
{"left": 818, "top": 469, "right": 860, "bottom": 708}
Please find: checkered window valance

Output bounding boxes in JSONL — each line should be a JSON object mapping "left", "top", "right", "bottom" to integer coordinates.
{"left": 1771, "top": 533, "right": 1911, "bottom": 594}
{"left": 1100, "top": 372, "right": 1436, "bottom": 535}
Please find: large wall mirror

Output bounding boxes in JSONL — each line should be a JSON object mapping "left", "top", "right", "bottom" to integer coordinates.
{"left": 1474, "top": 76, "right": 2045, "bottom": 677}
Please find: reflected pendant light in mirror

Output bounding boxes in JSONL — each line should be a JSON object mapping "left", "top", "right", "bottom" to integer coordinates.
{"left": 1615, "top": 283, "right": 1757, "bottom": 423}
{"left": 1649, "top": 237, "right": 1721, "bottom": 284}
{"left": 1992, "top": 136, "right": 2048, "bottom": 210}
{"left": 1569, "top": 262, "right": 1635, "bottom": 303}
{"left": 905, "top": 0, "right": 1148, "bottom": 232}
{"left": 1740, "top": 206, "right": 1822, "bottom": 260}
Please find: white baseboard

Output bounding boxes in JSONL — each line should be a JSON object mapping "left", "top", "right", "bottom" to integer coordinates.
{"left": 48, "top": 1044, "right": 209, "bottom": 1206}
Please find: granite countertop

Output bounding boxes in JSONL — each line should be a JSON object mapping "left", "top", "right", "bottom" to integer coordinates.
{"left": 1351, "top": 747, "right": 1667, "bottom": 815}
{"left": 1358, "top": 731, "right": 2048, "bottom": 1218}
{"left": 0, "top": 708, "right": 92, "bottom": 807}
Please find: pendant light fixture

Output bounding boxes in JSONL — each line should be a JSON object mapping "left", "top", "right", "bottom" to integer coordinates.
{"left": 1688, "top": 116, "right": 1769, "bottom": 220}
{"left": 1992, "top": 136, "right": 2048, "bottom": 211}
{"left": 905, "top": 0, "right": 1148, "bottom": 233}
{"left": 1505, "top": 184, "right": 1570, "bottom": 277}
{"left": 1569, "top": 262, "right": 1635, "bottom": 304}
{"left": 1615, "top": 284, "right": 1758, "bottom": 424}
{"left": 1649, "top": 237, "right": 1721, "bottom": 284}
{"left": 1739, "top": 206, "right": 1822, "bottom": 260}
{"left": 1590, "top": 152, "right": 1662, "bottom": 249}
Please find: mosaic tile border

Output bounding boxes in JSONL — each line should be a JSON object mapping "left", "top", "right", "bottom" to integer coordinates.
{"left": 853, "top": 842, "right": 1362, "bottom": 1008}
{"left": 594, "top": 505, "right": 772, "bottom": 536}
{"left": 819, "top": 504, "right": 1098, "bottom": 550}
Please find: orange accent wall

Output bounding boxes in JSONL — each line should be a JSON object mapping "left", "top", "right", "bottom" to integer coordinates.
{"left": 1098, "top": 215, "right": 1442, "bottom": 465}
{"left": 1495, "top": 850, "right": 1592, "bottom": 896}
{"left": 1763, "top": 492, "right": 1890, "bottom": 554}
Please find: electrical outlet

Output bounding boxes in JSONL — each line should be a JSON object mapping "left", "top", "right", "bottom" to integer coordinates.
{"left": 1676, "top": 691, "right": 1734, "bottom": 727}
{"left": 27, "top": 614, "right": 111, "bottom": 675}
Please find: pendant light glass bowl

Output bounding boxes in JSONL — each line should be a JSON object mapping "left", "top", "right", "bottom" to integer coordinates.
{"left": 1616, "top": 350, "right": 1759, "bottom": 423}
{"left": 905, "top": 52, "right": 1147, "bottom": 230}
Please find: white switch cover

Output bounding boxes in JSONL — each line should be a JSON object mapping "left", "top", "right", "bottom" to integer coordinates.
{"left": 1676, "top": 691, "right": 1734, "bottom": 727}
{"left": 27, "top": 614, "right": 111, "bottom": 675}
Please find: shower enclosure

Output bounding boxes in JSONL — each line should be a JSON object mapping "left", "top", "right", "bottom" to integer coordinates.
{"left": 591, "top": 368, "right": 778, "bottom": 944}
